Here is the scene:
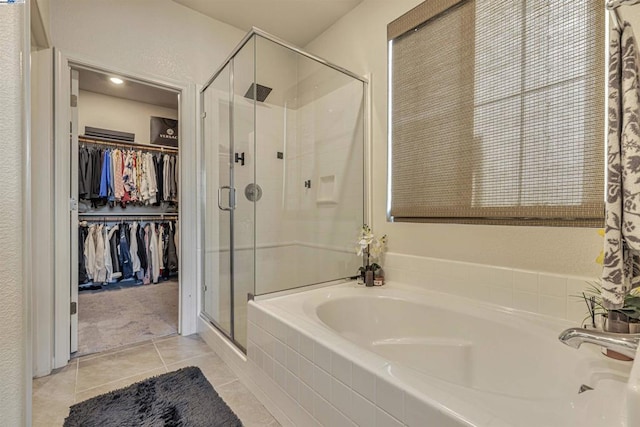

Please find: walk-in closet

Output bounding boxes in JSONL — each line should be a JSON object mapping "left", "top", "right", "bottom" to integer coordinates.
{"left": 72, "top": 68, "right": 180, "bottom": 356}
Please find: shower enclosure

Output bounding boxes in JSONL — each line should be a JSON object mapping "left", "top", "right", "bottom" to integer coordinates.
{"left": 201, "top": 29, "right": 367, "bottom": 350}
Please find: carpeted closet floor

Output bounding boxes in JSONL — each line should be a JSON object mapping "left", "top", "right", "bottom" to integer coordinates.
{"left": 76, "top": 280, "right": 179, "bottom": 356}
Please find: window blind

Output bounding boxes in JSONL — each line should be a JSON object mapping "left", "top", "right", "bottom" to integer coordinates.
{"left": 388, "top": 0, "right": 605, "bottom": 226}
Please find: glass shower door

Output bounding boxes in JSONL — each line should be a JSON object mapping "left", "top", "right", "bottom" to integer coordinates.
{"left": 202, "top": 62, "right": 233, "bottom": 339}
{"left": 201, "top": 36, "right": 256, "bottom": 350}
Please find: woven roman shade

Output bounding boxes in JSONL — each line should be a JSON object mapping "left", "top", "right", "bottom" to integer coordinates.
{"left": 388, "top": 0, "right": 605, "bottom": 226}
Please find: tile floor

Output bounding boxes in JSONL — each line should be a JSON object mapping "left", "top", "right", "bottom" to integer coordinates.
{"left": 32, "top": 334, "right": 280, "bottom": 427}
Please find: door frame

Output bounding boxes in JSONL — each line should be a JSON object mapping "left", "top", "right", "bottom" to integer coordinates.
{"left": 50, "top": 49, "right": 198, "bottom": 369}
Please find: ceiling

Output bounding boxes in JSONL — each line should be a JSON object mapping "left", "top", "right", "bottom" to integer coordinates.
{"left": 77, "top": 68, "right": 178, "bottom": 110}
{"left": 172, "top": 0, "right": 364, "bottom": 46}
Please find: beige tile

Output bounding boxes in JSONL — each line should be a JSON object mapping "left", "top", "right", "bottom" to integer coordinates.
{"left": 76, "top": 342, "right": 164, "bottom": 392}
{"left": 76, "top": 337, "right": 157, "bottom": 362}
{"left": 165, "top": 353, "right": 237, "bottom": 388}
{"left": 33, "top": 407, "right": 73, "bottom": 427}
{"left": 216, "top": 379, "right": 277, "bottom": 427}
{"left": 154, "top": 334, "right": 213, "bottom": 365}
{"left": 75, "top": 367, "right": 166, "bottom": 403}
{"left": 32, "top": 362, "right": 77, "bottom": 427}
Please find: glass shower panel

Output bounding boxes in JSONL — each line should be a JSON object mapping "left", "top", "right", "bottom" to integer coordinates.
{"left": 202, "top": 62, "right": 232, "bottom": 338}
{"left": 231, "top": 37, "right": 255, "bottom": 350}
{"left": 254, "top": 35, "right": 365, "bottom": 296}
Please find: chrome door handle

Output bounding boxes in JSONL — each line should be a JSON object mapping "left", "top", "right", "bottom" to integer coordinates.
{"left": 218, "top": 186, "right": 236, "bottom": 211}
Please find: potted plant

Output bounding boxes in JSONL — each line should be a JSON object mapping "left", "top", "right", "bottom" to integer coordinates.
{"left": 578, "top": 282, "right": 640, "bottom": 360}
{"left": 356, "top": 225, "right": 387, "bottom": 286}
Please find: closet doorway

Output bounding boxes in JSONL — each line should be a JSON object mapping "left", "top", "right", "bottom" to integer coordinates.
{"left": 71, "top": 67, "right": 179, "bottom": 356}
{"left": 70, "top": 66, "right": 180, "bottom": 357}
{"left": 45, "top": 51, "right": 197, "bottom": 371}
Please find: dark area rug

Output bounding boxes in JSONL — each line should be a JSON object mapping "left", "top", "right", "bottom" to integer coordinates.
{"left": 64, "top": 366, "right": 243, "bottom": 427}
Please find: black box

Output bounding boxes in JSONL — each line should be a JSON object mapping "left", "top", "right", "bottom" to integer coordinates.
{"left": 85, "top": 126, "right": 135, "bottom": 143}
{"left": 150, "top": 116, "right": 178, "bottom": 147}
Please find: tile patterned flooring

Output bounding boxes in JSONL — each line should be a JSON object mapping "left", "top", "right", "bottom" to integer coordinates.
{"left": 32, "top": 334, "right": 280, "bottom": 427}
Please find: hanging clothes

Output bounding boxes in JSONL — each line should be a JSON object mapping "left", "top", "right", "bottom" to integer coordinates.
{"left": 136, "top": 223, "right": 148, "bottom": 280}
{"left": 167, "top": 221, "right": 178, "bottom": 273}
{"left": 78, "top": 147, "right": 92, "bottom": 200}
{"left": 78, "top": 225, "right": 89, "bottom": 283}
{"left": 93, "top": 225, "right": 107, "bottom": 283}
{"left": 149, "top": 223, "right": 161, "bottom": 283}
{"left": 104, "top": 225, "right": 113, "bottom": 283}
{"left": 129, "top": 221, "right": 141, "bottom": 274}
{"left": 83, "top": 225, "right": 96, "bottom": 281}
{"left": 170, "top": 154, "right": 178, "bottom": 202}
{"left": 89, "top": 148, "right": 103, "bottom": 201}
{"left": 119, "top": 223, "right": 134, "bottom": 279}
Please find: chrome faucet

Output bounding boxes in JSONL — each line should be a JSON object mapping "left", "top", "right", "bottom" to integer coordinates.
{"left": 558, "top": 328, "right": 640, "bottom": 359}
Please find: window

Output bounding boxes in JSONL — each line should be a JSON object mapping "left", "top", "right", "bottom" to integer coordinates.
{"left": 388, "top": 0, "right": 605, "bottom": 226}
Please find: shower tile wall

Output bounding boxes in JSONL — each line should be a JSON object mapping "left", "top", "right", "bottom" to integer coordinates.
{"left": 252, "top": 42, "right": 364, "bottom": 296}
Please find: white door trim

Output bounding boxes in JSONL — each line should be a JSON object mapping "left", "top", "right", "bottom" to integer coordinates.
{"left": 50, "top": 49, "right": 198, "bottom": 369}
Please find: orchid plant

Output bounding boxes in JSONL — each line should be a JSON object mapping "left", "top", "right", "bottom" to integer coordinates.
{"left": 356, "top": 224, "right": 387, "bottom": 276}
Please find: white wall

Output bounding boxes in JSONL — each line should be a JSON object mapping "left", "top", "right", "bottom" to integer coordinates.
{"left": 306, "top": 0, "right": 603, "bottom": 278}
{"left": 78, "top": 90, "right": 178, "bottom": 144}
{"left": 50, "top": 0, "right": 245, "bottom": 85}
{"left": 1, "top": 2, "right": 28, "bottom": 425}
{"left": 34, "top": 0, "right": 246, "bottom": 373}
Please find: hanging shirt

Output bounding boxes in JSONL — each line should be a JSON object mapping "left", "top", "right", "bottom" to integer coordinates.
{"left": 104, "top": 225, "right": 113, "bottom": 283}
{"left": 129, "top": 222, "right": 141, "bottom": 273}
{"left": 108, "top": 226, "right": 122, "bottom": 279}
{"left": 124, "top": 150, "right": 138, "bottom": 202}
{"left": 149, "top": 223, "right": 160, "bottom": 283}
{"left": 143, "top": 224, "right": 152, "bottom": 285}
{"left": 167, "top": 221, "right": 178, "bottom": 273}
{"left": 99, "top": 149, "right": 111, "bottom": 199}
{"left": 146, "top": 153, "right": 158, "bottom": 204}
{"left": 94, "top": 225, "right": 107, "bottom": 283}
{"left": 84, "top": 225, "right": 96, "bottom": 280}
{"left": 170, "top": 155, "right": 178, "bottom": 202}
{"left": 79, "top": 147, "right": 92, "bottom": 199}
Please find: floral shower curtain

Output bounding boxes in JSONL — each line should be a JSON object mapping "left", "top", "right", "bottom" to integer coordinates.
{"left": 602, "top": 23, "right": 640, "bottom": 309}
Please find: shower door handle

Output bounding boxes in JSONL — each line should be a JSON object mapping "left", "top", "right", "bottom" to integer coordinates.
{"left": 218, "top": 186, "right": 236, "bottom": 211}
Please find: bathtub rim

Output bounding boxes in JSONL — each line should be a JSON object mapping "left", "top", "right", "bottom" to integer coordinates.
{"left": 251, "top": 280, "right": 634, "bottom": 427}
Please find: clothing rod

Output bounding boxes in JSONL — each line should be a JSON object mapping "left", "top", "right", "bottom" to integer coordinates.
{"left": 79, "top": 212, "right": 178, "bottom": 218}
{"left": 79, "top": 216, "right": 178, "bottom": 222}
{"left": 78, "top": 136, "right": 178, "bottom": 153}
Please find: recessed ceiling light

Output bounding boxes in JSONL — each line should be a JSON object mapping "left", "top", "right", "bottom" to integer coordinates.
{"left": 109, "top": 77, "right": 124, "bottom": 85}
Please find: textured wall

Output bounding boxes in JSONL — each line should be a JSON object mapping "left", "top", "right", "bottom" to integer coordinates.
{"left": 50, "top": 0, "right": 245, "bottom": 85}
{"left": 306, "top": 0, "right": 603, "bottom": 277}
{"left": 78, "top": 90, "right": 178, "bottom": 145}
{"left": 0, "top": 3, "right": 26, "bottom": 425}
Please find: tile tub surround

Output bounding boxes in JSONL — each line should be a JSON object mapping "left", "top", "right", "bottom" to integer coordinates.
{"left": 382, "top": 252, "right": 598, "bottom": 325}
{"left": 246, "top": 283, "right": 634, "bottom": 427}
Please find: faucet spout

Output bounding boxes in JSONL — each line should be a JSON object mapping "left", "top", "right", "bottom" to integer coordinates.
{"left": 558, "top": 327, "right": 640, "bottom": 359}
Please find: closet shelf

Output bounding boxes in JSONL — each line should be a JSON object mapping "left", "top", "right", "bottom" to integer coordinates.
{"left": 79, "top": 135, "right": 178, "bottom": 154}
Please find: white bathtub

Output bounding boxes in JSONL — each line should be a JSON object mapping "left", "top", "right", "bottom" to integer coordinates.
{"left": 247, "top": 282, "right": 636, "bottom": 426}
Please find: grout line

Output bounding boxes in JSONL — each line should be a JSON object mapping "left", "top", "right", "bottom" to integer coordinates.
{"left": 78, "top": 338, "right": 156, "bottom": 363}
{"left": 75, "top": 366, "right": 165, "bottom": 396}
{"left": 153, "top": 341, "right": 169, "bottom": 372}
{"left": 215, "top": 378, "right": 238, "bottom": 389}
{"left": 151, "top": 332, "right": 179, "bottom": 344}
{"left": 162, "top": 348, "right": 216, "bottom": 370}
{"left": 74, "top": 358, "right": 80, "bottom": 402}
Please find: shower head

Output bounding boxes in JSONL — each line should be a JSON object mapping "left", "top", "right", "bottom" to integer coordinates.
{"left": 244, "top": 83, "right": 272, "bottom": 103}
